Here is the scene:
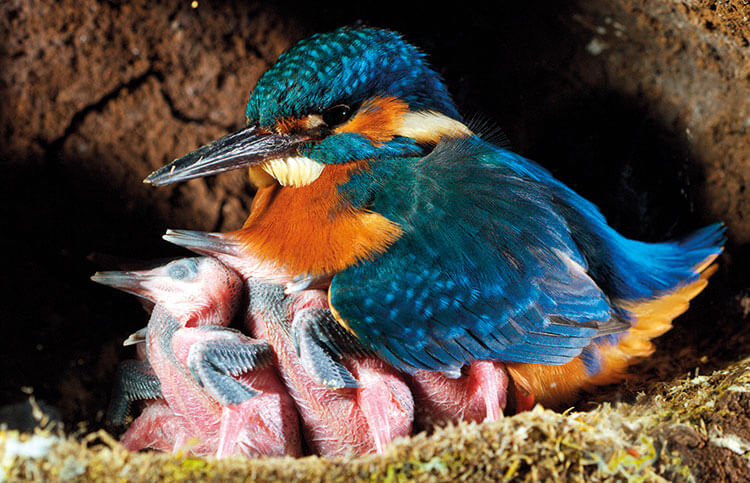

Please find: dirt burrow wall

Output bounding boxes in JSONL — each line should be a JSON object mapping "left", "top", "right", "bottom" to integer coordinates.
{"left": 1, "top": 0, "right": 748, "bottom": 480}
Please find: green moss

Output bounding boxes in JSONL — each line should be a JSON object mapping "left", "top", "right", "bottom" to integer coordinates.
{"left": 4, "top": 358, "right": 750, "bottom": 481}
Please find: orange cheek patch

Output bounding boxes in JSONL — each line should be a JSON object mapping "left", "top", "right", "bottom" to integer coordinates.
{"left": 275, "top": 116, "right": 310, "bottom": 135}
{"left": 336, "top": 96, "right": 409, "bottom": 145}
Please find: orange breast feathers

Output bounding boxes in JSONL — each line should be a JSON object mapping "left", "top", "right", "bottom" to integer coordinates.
{"left": 230, "top": 162, "right": 403, "bottom": 277}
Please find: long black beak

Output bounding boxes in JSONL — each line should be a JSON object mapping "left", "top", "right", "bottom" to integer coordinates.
{"left": 144, "top": 125, "right": 303, "bottom": 186}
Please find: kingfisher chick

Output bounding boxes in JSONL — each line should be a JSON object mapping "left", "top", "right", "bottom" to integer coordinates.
{"left": 146, "top": 26, "right": 725, "bottom": 409}
{"left": 163, "top": 230, "right": 414, "bottom": 456}
{"left": 92, "top": 257, "right": 301, "bottom": 458}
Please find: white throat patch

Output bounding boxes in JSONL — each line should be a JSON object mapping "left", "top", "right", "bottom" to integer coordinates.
{"left": 261, "top": 157, "right": 325, "bottom": 187}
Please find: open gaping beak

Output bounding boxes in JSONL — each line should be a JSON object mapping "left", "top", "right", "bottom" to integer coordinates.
{"left": 144, "top": 125, "right": 304, "bottom": 186}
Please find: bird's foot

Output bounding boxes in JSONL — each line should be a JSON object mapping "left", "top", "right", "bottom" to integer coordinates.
{"left": 119, "top": 400, "right": 184, "bottom": 453}
{"left": 467, "top": 360, "right": 508, "bottom": 421}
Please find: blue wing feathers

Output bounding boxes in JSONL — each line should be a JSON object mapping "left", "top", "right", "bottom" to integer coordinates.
{"left": 579, "top": 345, "right": 604, "bottom": 375}
{"left": 497, "top": 146, "right": 726, "bottom": 301}
{"left": 330, "top": 136, "right": 724, "bottom": 374}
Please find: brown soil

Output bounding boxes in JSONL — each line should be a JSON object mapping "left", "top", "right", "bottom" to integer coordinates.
{"left": 1, "top": 0, "right": 748, "bottom": 480}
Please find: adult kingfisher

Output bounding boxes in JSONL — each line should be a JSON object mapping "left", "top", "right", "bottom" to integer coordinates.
{"left": 144, "top": 26, "right": 725, "bottom": 407}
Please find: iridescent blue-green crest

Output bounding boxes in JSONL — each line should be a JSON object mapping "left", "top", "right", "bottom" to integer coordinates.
{"left": 245, "top": 26, "right": 461, "bottom": 126}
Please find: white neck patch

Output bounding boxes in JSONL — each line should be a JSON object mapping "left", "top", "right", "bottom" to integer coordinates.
{"left": 261, "top": 157, "right": 325, "bottom": 187}
{"left": 396, "top": 110, "right": 473, "bottom": 143}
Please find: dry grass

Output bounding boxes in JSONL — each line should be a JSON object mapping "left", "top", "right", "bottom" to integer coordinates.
{"left": 5, "top": 357, "right": 750, "bottom": 481}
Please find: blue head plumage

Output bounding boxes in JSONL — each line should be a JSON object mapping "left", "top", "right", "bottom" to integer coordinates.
{"left": 245, "top": 26, "right": 461, "bottom": 126}
{"left": 145, "top": 25, "right": 471, "bottom": 184}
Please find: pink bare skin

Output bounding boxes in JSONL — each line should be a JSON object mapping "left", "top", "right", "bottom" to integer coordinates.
{"left": 147, "top": 314, "right": 301, "bottom": 458}
{"left": 255, "top": 288, "right": 414, "bottom": 456}
{"left": 93, "top": 257, "right": 301, "bottom": 458}
{"left": 409, "top": 361, "right": 510, "bottom": 429}
{"left": 164, "top": 230, "right": 414, "bottom": 456}
{"left": 119, "top": 400, "right": 184, "bottom": 454}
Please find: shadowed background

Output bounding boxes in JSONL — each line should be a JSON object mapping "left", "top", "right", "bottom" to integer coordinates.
{"left": 0, "top": 0, "right": 748, "bottom": 475}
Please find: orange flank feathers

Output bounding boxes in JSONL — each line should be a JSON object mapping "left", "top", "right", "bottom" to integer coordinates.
{"left": 506, "top": 359, "right": 591, "bottom": 408}
{"left": 336, "top": 97, "right": 409, "bottom": 145}
{"left": 590, "top": 260, "right": 719, "bottom": 386}
{"left": 508, "top": 256, "right": 719, "bottom": 407}
{"left": 231, "top": 162, "right": 403, "bottom": 277}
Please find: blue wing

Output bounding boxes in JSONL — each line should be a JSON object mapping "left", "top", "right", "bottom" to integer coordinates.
{"left": 330, "top": 137, "right": 618, "bottom": 375}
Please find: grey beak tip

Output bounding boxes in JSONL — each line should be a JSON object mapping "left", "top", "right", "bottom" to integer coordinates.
{"left": 143, "top": 169, "right": 164, "bottom": 186}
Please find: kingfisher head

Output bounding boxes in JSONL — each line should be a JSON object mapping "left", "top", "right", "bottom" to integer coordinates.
{"left": 145, "top": 26, "right": 471, "bottom": 188}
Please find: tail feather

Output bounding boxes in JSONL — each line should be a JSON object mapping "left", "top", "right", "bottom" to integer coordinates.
{"left": 589, "top": 259, "right": 719, "bottom": 387}
{"left": 678, "top": 224, "right": 727, "bottom": 263}
{"left": 508, "top": 227, "right": 724, "bottom": 406}
{"left": 602, "top": 222, "right": 725, "bottom": 301}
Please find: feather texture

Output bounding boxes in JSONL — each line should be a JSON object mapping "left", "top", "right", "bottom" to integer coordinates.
{"left": 331, "top": 137, "right": 614, "bottom": 374}
{"left": 330, "top": 136, "right": 725, "bottom": 377}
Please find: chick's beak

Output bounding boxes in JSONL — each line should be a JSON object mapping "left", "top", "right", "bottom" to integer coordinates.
{"left": 162, "top": 229, "right": 243, "bottom": 258}
{"left": 90, "top": 270, "right": 155, "bottom": 299}
{"left": 144, "top": 125, "right": 304, "bottom": 186}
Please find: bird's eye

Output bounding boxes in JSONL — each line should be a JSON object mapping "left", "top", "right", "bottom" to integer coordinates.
{"left": 322, "top": 104, "right": 353, "bottom": 127}
{"left": 167, "top": 258, "right": 199, "bottom": 281}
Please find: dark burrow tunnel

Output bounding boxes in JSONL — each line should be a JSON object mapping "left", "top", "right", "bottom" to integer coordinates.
{"left": 1, "top": 0, "right": 748, "bottom": 480}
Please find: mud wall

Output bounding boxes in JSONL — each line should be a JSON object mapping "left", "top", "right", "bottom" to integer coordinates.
{"left": 1, "top": 0, "right": 748, "bottom": 478}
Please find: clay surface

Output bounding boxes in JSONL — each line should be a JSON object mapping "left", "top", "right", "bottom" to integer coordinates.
{"left": 1, "top": 0, "right": 748, "bottom": 480}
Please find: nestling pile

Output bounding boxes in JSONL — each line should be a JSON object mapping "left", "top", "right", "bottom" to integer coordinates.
{"left": 93, "top": 26, "right": 725, "bottom": 458}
